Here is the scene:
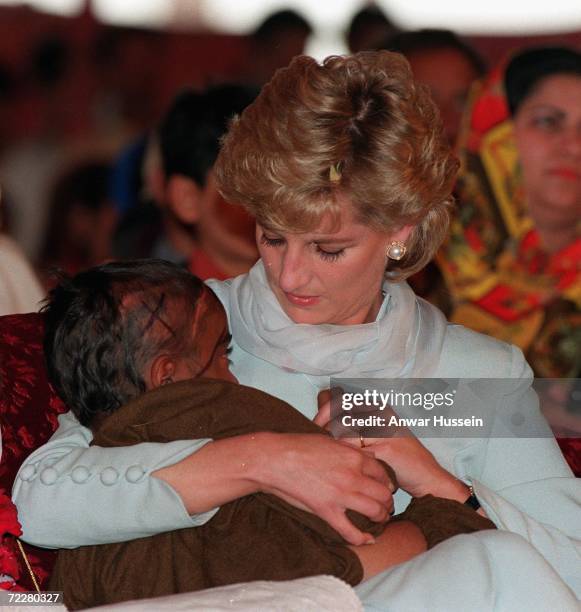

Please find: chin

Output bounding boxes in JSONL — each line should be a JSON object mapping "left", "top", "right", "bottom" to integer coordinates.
{"left": 281, "top": 304, "right": 329, "bottom": 325}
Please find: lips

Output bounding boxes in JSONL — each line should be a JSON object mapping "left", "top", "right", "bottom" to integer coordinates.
{"left": 284, "top": 292, "right": 320, "bottom": 307}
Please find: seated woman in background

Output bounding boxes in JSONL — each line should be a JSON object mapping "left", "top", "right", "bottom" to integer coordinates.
{"left": 438, "top": 47, "right": 580, "bottom": 378}
{"left": 14, "top": 51, "right": 581, "bottom": 610}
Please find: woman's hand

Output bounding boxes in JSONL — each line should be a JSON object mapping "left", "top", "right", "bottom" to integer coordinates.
{"left": 314, "top": 397, "right": 469, "bottom": 503}
{"left": 354, "top": 435, "right": 469, "bottom": 501}
{"left": 254, "top": 432, "right": 396, "bottom": 546}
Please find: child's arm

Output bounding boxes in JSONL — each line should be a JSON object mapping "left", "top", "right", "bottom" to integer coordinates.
{"left": 350, "top": 520, "right": 426, "bottom": 581}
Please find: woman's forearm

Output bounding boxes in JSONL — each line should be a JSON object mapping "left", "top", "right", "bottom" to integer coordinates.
{"left": 152, "top": 433, "right": 267, "bottom": 513}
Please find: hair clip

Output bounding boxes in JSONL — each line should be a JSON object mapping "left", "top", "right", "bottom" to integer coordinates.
{"left": 329, "top": 161, "right": 343, "bottom": 183}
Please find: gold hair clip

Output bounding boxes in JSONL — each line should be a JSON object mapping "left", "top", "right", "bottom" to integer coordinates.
{"left": 329, "top": 161, "right": 343, "bottom": 183}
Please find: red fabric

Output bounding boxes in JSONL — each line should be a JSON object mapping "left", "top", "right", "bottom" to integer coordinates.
{"left": 0, "top": 313, "right": 68, "bottom": 590}
{"left": 558, "top": 438, "right": 581, "bottom": 478}
{"left": 187, "top": 248, "right": 230, "bottom": 281}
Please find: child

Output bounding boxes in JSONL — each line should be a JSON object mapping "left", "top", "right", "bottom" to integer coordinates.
{"left": 44, "top": 260, "right": 494, "bottom": 609}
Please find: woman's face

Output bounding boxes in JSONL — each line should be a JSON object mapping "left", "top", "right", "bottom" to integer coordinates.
{"left": 257, "top": 199, "right": 411, "bottom": 326}
{"left": 513, "top": 74, "right": 581, "bottom": 228}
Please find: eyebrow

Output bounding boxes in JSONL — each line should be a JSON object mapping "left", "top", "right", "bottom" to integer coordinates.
{"left": 525, "top": 104, "right": 565, "bottom": 114}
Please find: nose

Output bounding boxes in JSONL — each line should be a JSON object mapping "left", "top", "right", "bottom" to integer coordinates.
{"left": 278, "top": 245, "right": 312, "bottom": 294}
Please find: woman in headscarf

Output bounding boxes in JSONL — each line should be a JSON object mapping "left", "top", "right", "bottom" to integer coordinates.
{"left": 438, "top": 46, "right": 580, "bottom": 378}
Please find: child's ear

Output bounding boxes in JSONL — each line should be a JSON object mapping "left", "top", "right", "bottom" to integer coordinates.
{"left": 166, "top": 175, "right": 202, "bottom": 225}
{"left": 149, "top": 356, "right": 177, "bottom": 389}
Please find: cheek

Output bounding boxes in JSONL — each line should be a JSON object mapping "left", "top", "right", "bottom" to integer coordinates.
{"left": 257, "top": 245, "right": 281, "bottom": 276}
{"left": 515, "top": 130, "right": 548, "bottom": 177}
{"left": 332, "top": 256, "right": 385, "bottom": 301}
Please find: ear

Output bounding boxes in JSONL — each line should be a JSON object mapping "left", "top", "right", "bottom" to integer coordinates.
{"left": 166, "top": 175, "right": 202, "bottom": 225}
{"left": 390, "top": 224, "right": 414, "bottom": 244}
{"left": 148, "top": 355, "right": 177, "bottom": 390}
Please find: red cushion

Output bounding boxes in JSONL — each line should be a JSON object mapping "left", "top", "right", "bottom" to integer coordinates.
{"left": 0, "top": 312, "right": 68, "bottom": 590}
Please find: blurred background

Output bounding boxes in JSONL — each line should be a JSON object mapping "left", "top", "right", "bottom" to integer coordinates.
{"left": 0, "top": 0, "right": 579, "bottom": 277}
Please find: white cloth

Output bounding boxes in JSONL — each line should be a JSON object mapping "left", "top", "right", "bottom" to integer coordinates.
{"left": 0, "top": 234, "right": 44, "bottom": 315}
{"left": 226, "top": 260, "right": 446, "bottom": 379}
{"left": 90, "top": 575, "right": 363, "bottom": 612}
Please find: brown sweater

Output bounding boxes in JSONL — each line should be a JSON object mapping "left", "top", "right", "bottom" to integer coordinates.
{"left": 50, "top": 380, "right": 387, "bottom": 609}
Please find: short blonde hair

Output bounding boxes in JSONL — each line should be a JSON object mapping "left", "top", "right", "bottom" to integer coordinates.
{"left": 215, "top": 51, "right": 458, "bottom": 279}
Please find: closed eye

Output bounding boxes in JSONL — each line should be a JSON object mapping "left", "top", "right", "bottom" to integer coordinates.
{"left": 260, "top": 234, "right": 285, "bottom": 247}
{"left": 315, "top": 245, "right": 345, "bottom": 261}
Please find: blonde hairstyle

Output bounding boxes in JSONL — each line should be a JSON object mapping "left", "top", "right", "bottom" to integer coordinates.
{"left": 215, "top": 51, "right": 458, "bottom": 279}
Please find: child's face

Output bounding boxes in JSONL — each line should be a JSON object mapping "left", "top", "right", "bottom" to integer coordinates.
{"left": 175, "top": 287, "right": 236, "bottom": 384}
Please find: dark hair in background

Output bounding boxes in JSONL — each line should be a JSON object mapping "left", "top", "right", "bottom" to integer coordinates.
{"left": 158, "top": 84, "right": 258, "bottom": 188}
{"left": 504, "top": 46, "right": 581, "bottom": 116}
{"left": 252, "top": 9, "right": 312, "bottom": 45}
{"left": 384, "top": 28, "right": 486, "bottom": 77}
{"left": 40, "top": 161, "right": 112, "bottom": 264}
{"left": 347, "top": 5, "right": 400, "bottom": 52}
{"left": 43, "top": 259, "right": 204, "bottom": 427}
{"left": 29, "top": 35, "right": 71, "bottom": 89}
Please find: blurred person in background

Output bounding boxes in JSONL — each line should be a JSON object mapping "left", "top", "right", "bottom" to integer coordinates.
{"left": 90, "top": 26, "right": 167, "bottom": 138}
{"left": 0, "top": 187, "right": 44, "bottom": 315}
{"left": 346, "top": 4, "right": 401, "bottom": 53}
{"left": 243, "top": 9, "right": 312, "bottom": 86}
{"left": 113, "top": 84, "right": 258, "bottom": 280}
{"left": 0, "top": 36, "right": 74, "bottom": 262}
{"left": 382, "top": 30, "right": 486, "bottom": 307}
{"left": 384, "top": 29, "right": 486, "bottom": 146}
{"left": 438, "top": 46, "right": 580, "bottom": 378}
{"left": 38, "top": 161, "right": 116, "bottom": 284}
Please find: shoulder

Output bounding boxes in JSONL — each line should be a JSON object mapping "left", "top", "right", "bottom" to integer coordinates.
{"left": 436, "top": 323, "right": 532, "bottom": 379}
{"left": 205, "top": 277, "right": 233, "bottom": 310}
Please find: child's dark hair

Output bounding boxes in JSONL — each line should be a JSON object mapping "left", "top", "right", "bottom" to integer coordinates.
{"left": 43, "top": 259, "right": 204, "bottom": 428}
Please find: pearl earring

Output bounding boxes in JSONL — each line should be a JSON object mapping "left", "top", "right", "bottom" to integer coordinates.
{"left": 386, "top": 241, "right": 406, "bottom": 261}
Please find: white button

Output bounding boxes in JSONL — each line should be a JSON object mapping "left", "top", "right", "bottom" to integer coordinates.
{"left": 100, "top": 467, "right": 119, "bottom": 486}
{"left": 40, "top": 467, "right": 58, "bottom": 485}
{"left": 125, "top": 465, "right": 145, "bottom": 483}
{"left": 19, "top": 464, "right": 37, "bottom": 481}
{"left": 71, "top": 466, "right": 91, "bottom": 484}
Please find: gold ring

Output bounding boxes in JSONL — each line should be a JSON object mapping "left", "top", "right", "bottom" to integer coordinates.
{"left": 359, "top": 433, "right": 366, "bottom": 448}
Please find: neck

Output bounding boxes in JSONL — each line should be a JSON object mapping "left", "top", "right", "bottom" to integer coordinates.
{"left": 363, "top": 289, "right": 385, "bottom": 324}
